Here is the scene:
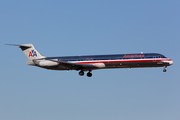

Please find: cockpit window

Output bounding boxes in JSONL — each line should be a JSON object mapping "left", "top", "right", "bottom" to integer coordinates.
{"left": 159, "top": 55, "right": 165, "bottom": 58}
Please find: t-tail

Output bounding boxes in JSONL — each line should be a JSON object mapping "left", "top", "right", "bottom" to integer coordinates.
{"left": 6, "top": 44, "right": 45, "bottom": 60}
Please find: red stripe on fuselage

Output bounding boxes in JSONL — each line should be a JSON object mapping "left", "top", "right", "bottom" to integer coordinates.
{"left": 75, "top": 59, "right": 172, "bottom": 64}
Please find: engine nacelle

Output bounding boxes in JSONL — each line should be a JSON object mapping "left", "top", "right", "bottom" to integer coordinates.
{"left": 26, "top": 61, "right": 36, "bottom": 66}
{"left": 38, "top": 60, "right": 59, "bottom": 66}
{"left": 27, "top": 60, "right": 59, "bottom": 67}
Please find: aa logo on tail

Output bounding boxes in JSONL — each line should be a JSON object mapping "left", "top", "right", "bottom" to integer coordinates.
{"left": 29, "top": 50, "right": 37, "bottom": 57}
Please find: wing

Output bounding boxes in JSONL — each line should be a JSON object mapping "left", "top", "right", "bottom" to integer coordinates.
{"left": 45, "top": 59, "right": 100, "bottom": 71}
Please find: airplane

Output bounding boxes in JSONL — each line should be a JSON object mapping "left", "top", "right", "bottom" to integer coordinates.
{"left": 6, "top": 43, "right": 173, "bottom": 77}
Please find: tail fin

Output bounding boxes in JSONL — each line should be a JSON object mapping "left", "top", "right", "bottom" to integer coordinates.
{"left": 6, "top": 43, "right": 45, "bottom": 60}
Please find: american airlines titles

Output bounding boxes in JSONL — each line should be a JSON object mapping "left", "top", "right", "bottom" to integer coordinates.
{"left": 123, "top": 54, "right": 145, "bottom": 58}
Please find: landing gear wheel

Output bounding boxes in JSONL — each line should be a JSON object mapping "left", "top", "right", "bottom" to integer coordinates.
{"left": 79, "top": 71, "right": 84, "bottom": 76}
{"left": 87, "top": 72, "right": 92, "bottom": 77}
{"left": 163, "top": 69, "right": 167, "bottom": 72}
{"left": 163, "top": 66, "right": 167, "bottom": 72}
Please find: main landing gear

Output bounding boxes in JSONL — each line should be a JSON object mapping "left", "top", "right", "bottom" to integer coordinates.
{"left": 79, "top": 70, "right": 92, "bottom": 77}
{"left": 79, "top": 70, "right": 84, "bottom": 76}
{"left": 163, "top": 66, "right": 167, "bottom": 72}
{"left": 87, "top": 71, "right": 92, "bottom": 77}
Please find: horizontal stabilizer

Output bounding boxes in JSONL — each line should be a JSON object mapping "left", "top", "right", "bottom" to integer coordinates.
{"left": 6, "top": 44, "right": 32, "bottom": 50}
{"left": 6, "top": 44, "right": 31, "bottom": 47}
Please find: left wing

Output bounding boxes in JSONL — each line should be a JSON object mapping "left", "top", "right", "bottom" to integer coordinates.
{"left": 45, "top": 59, "right": 101, "bottom": 71}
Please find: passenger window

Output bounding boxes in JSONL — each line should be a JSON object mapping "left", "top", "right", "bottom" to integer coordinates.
{"left": 159, "top": 55, "right": 165, "bottom": 58}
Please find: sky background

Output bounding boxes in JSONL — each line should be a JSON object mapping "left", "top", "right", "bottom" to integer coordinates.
{"left": 0, "top": 0, "right": 180, "bottom": 120}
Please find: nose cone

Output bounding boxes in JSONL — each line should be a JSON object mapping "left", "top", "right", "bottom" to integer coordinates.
{"left": 169, "top": 60, "right": 173, "bottom": 65}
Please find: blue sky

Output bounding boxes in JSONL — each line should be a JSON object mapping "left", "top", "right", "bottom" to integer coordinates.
{"left": 0, "top": 0, "right": 180, "bottom": 120}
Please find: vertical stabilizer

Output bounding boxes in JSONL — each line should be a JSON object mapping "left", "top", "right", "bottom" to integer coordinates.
{"left": 6, "top": 43, "right": 45, "bottom": 60}
{"left": 19, "top": 44, "right": 45, "bottom": 60}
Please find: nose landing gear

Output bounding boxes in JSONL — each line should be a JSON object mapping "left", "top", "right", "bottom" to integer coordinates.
{"left": 163, "top": 66, "right": 167, "bottom": 72}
